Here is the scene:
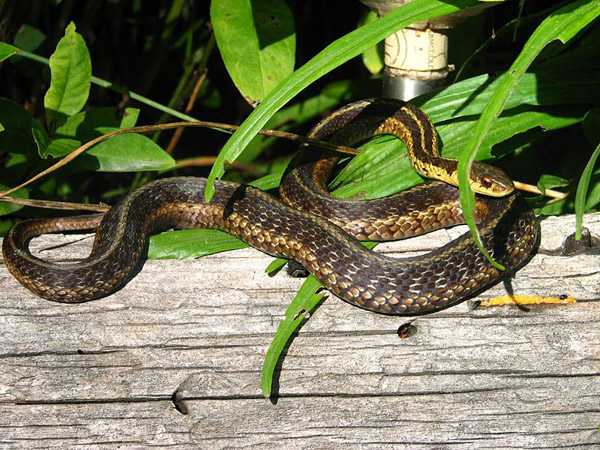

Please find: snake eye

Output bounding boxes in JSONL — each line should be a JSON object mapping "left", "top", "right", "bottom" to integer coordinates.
{"left": 480, "top": 176, "right": 494, "bottom": 189}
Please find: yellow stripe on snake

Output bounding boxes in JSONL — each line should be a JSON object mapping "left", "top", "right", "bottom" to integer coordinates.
{"left": 2, "top": 99, "right": 537, "bottom": 315}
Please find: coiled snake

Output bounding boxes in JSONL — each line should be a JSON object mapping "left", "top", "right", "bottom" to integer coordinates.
{"left": 2, "top": 99, "right": 537, "bottom": 315}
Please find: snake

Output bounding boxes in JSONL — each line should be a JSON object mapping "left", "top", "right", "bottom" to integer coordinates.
{"left": 2, "top": 99, "right": 537, "bottom": 315}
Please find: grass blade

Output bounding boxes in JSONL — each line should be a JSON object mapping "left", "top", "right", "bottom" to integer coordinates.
{"left": 575, "top": 142, "right": 600, "bottom": 240}
{"left": 205, "top": 0, "right": 480, "bottom": 201}
{"left": 261, "top": 275, "right": 324, "bottom": 398}
{"left": 457, "top": 0, "right": 600, "bottom": 269}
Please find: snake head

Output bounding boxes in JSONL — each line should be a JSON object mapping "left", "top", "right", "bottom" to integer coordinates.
{"left": 470, "top": 162, "right": 515, "bottom": 197}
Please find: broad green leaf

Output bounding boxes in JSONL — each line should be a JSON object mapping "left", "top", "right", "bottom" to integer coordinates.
{"left": 74, "top": 134, "right": 175, "bottom": 172}
{"left": 537, "top": 174, "right": 569, "bottom": 195}
{"left": 418, "top": 67, "right": 600, "bottom": 124}
{"left": 0, "top": 42, "right": 19, "bottom": 62}
{"left": 457, "top": 0, "right": 600, "bottom": 269}
{"left": 148, "top": 229, "right": 248, "bottom": 259}
{"left": 331, "top": 135, "right": 418, "bottom": 199}
{"left": 31, "top": 119, "right": 51, "bottom": 156}
{"left": 0, "top": 98, "right": 47, "bottom": 155}
{"left": 0, "top": 184, "right": 28, "bottom": 216}
{"left": 51, "top": 108, "right": 120, "bottom": 143}
{"left": 575, "top": 142, "right": 600, "bottom": 240}
{"left": 440, "top": 107, "right": 584, "bottom": 159}
{"left": 44, "top": 108, "right": 135, "bottom": 159}
{"left": 420, "top": 37, "right": 600, "bottom": 122}
{"left": 359, "top": 11, "right": 384, "bottom": 75}
{"left": 535, "top": 196, "right": 571, "bottom": 217}
{"left": 120, "top": 108, "right": 140, "bottom": 128}
{"left": 206, "top": 0, "right": 481, "bottom": 201}
{"left": 46, "top": 138, "right": 80, "bottom": 158}
{"left": 44, "top": 22, "right": 92, "bottom": 127}
{"left": 211, "top": 0, "right": 295, "bottom": 104}
{"left": 582, "top": 107, "right": 600, "bottom": 145}
{"left": 13, "top": 25, "right": 45, "bottom": 53}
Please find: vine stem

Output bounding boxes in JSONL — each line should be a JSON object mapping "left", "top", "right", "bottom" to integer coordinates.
{"left": 0, "top": 121, "right": 358, "bottom": 198}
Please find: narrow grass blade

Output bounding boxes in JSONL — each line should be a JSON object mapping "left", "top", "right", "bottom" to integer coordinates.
{"left": 206, "top": 0, "right": 480, "bottom": 201}
{"left": 575, "top": 142, "right": 600, "bottom": 240}
{"left": 261, "top": 275, "right": 324, "bottom": 398}
{"left": 457, "top": 0, "right": 600, "bottom": 269}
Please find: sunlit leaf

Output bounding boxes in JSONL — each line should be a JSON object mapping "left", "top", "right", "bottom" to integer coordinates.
{"left": 0, "top": 42, "right": 19, "bottom": 62}
{"left": 211, "top": 0, "right": 295, "bottom": 105}
{"left": 148, "top": 229, "right": 248, "bottom": 259}
{"left": 457, "top": 0, "right": 600, "bottom": 269}
{"left": 44, "top": 22, "right": 91, "bottom": 127}
{"left": 205, "top": 0, "right": 481, "bottom": 201}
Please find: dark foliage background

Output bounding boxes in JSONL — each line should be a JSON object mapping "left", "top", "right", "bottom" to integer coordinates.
{"left": 0, "top": 0, "right": 597, "bottom": 236}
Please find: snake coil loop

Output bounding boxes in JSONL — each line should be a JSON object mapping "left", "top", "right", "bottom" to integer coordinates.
{"left": 2, "top": 99, "right": 537, "bottom": 314}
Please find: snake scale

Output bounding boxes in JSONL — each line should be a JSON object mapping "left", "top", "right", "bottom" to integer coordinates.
{"left": 2, "top": 99, "right": 537, "bottom": 315}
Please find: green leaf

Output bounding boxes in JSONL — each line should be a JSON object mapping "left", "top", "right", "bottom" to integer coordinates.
{"left": 584, "top": 175, "right": 600, "bottom": 211}
{"left": 537, "top": 174, "right": 569, "bottom": 195}
{"left": 81, "top": 134, "right": 175, "bottom": 172}
{"left": 120, "top": 108, "right": 140, "bottom": 129}
{"left": 13, "top": 25, "right": 45, "bottom": 53}
{"left": 0, "top": 42, "right": 19, "bottom": 62}
{"left": 249, "top": 172, "right": 284, "bottom": 190}
{"left": 51, "top": 108, "right": 120, "bottom": 142}
{"left": 211, "top": 0, "right": 295, "bottom": 105}
{"left": 261, "top": 275, "right": 325, "bottom": 398}
{"left": 239, "top": 79, "right": 356, "bottom": 163}
{"left": 265, "top": 257, "right": 288, "bottom": 275}
{"left": 457, "top": 0, "right": 600, "bottom": 269}
{"left": 43, "top": 108, "right": 143, "bottom": 160}
{"left": 261, "top": 241, "right": 377, "bottom": 397}
{"left": 41, "top": 108, "right": 120, "bottom": 158}
{"left": 46, "top": 138, "right": 81, "bottom": 158}
{"left": 147, "top": 229, "right": 248, "bottom": 259}
{"left": 441, "top": 107, "right": 584, "bottom": 160}
{"left": 0, "top": 184, "right": 28, "bottom": 216}
{"left": 31, "top": 119, "right": 51, "bottom": 156}
{"left": 575, "top": 142, "right": 600, "bottom": 240}
{"left": 331, "top": 135, "right": 419, "bottom": 199}
{"left": 582, "top": 107, "right": 600, "bottom": 145}
{"left": 206, "top": 0, "right": 481, "bottom": 201}
{"left": 44, "top": 22, "right": 92, "bottom": 127}
{"left": 55, "top": 108, "right": 119, "bottom": 136}
{"left": 0, "top": 98, "right": 47, "bottom": 155}
{"left": 418, "top": 47, "right": 600, "bottom": 123}
{"left": 359, "top": 11, "right": 384, "bottom": 75}
{"left": 331, "top": 106, "right": 584, "bottom": 200}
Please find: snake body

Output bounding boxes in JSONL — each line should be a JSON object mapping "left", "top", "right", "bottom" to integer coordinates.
{"left": 2, "top": 99, "right": 537, "bottom": 315}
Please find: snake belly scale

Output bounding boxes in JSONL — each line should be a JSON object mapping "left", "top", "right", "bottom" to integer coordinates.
{"left": 2, "top": 99, "right": 537, "bottom": 315}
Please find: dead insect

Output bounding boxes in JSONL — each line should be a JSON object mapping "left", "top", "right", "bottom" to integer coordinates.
{"left": 397, "top": 322, "right": 417, "bottom": 339}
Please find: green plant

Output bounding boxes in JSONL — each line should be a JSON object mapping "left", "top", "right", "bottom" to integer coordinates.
{"left": 0, "top": 0, "right": 599, "bottom": 397}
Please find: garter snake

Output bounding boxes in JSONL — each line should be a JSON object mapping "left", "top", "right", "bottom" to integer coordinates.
{"left": 2, "top": 99, "right": 537, "bottom": 315}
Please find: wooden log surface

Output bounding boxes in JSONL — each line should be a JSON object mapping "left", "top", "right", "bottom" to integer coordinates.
{"left": 0, "top": 212, "right": 599, "bottom": 449}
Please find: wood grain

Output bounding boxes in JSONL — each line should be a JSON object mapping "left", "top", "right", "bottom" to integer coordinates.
{"left": 1, "top": 213, "right": 599, "bottom": 449}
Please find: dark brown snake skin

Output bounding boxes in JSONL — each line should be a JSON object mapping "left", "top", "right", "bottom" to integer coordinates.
{"left": 2, "top": 99, "right": 538, "bottom": 314}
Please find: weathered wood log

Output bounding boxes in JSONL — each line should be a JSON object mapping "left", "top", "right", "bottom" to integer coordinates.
{"left": 0, "top": 213, "right": 598, "bottom": 448}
